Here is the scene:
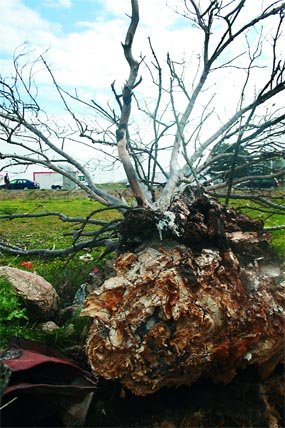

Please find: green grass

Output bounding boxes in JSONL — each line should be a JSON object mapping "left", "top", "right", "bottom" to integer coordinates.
{"left": 0, "top": 275, "right": 42, "bottom": 348}
{"left": 0, "top": 196, "right": 119, "bottom": 249}
{"left": 0, "top": 192, "right": 284, "bottom": 269}
{"left": 227, "top": 197, "right": 285, "bottom": 257}
{"left": 0, "top": 194, "right": 119, "bottom": 304}
{"left": 0, "top": 191, "right": 284, "bottom": 350}
{"left": 0, "top": 276, "right": 28, "bottom": 343}
{"left": 0, "top": 275, "right": 89, "bottom": 350}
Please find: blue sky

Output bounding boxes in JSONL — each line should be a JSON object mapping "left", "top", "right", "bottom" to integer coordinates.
{"left": 22, "top": 0, "right": 112, "bottom": 34}
{"left": 0, "top": 0, "right": 194, "bottom": 112}
{"left": 0, "top": 1, "right": 186, "bottom": 88}
{"left": 0, "top": 0, "right": 281, "bottom": 102}
{"left": 0, "top": 0, "right": 283, "bottom": 182}
{"left": 0, "top": 0, "right": 188, "bottom": 181}
{"left": 21, "top": 0, "right": 187, "bottom": 34}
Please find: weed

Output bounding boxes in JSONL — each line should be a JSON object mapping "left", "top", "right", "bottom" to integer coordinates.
{"left": 0, "top": 276, "right": 29, "bottom": 348}
{"left": 35, "top": 254, "right": 105, "bottom": 302}
{"left": 0, "top": 275, "right": 89, "bottom": 351}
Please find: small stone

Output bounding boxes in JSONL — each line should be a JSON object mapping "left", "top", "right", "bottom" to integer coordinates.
{"left": 40, "top": 321, "right": 60, "bottom": 333}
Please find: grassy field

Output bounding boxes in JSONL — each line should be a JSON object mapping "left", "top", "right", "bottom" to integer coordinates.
{"left": 0, "top": 190, "right": 118, "bottom": 348}
{"left": 0, "top": 188, "right": 283, "bottom": 349}
{"left": 0, "top": 190, "right": 121, "bottom": 297}
{"left": 227, "top": 192, "right": 285, "bottom": 255}
{"left": 0, "top": 191, "right": 120, "bottom": 248}
{"left": 0, "top": 189, "right": 284, "bottom": 290}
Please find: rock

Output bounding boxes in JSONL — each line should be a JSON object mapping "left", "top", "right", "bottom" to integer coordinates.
{"left": 0, "top": 267, "right": 60, "bottom": 320}
{"left": 58, "top": 304, "right": 81, "bottom": 324}
{"left": 39, "top": 321, "right": 60, "bottom": 333}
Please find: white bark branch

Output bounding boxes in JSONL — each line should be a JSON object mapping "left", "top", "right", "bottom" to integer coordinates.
{"left": 116, "top": 0, "right": 149, "bottom": 208}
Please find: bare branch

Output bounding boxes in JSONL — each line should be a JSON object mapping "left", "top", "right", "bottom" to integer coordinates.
{"left": 116, "top": 0, "right": 149, "bottom": 208}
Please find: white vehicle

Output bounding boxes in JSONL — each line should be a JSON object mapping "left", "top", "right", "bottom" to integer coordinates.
{"left": 33, "top": 171, "right": 77, "bottom": 190}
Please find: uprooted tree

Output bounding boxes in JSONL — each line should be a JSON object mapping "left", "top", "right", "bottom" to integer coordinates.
{"left": 0, "top": 0, "right": 284, "bottom": 398}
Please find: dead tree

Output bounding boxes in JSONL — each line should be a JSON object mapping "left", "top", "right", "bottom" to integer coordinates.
{"left": 0, "top": 0, "right": 284, "bottom": 396}
{"left": 0, "top": 0, "right": 284, "bottom": 257}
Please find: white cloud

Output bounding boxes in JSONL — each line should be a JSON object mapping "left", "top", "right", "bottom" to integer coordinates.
{"left": 96, "top": 0, "right": 182, "bottom": 29}
{"left": 1, "top": 0, "right": 283, "bottom": 93}
{"left": 0, "top": 0, "right": 199, "bottom": 95}
{"left": 0, "top": 0, "right": 284, "bottom": 179}
{"left": 43, "top": 0, "right": 72, "bottom": 8}
{"left": 0, "top": 0, "right": 60, "bottom": 57}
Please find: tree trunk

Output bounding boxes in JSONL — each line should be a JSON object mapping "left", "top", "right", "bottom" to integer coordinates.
{"left": 81, "top": 188, "right": 284, "bottom": 396}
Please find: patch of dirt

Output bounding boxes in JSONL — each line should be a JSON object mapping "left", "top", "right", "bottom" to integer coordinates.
{"left": 0, "top": 189, "right": 88, "bottom": 200}
{"left": 86, "top": 366, "right": 284, "bottom": 428}
{"left": 0, "top": 188, "right": 132, "bottom": 201}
